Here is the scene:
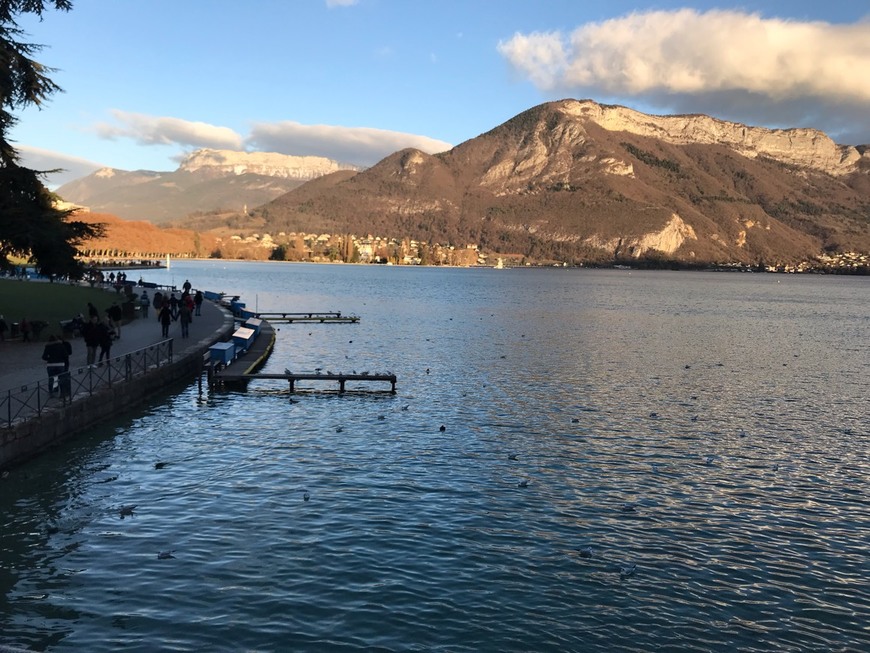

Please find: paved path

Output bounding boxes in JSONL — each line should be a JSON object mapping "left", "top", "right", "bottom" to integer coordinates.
{"left": 0, "top": 297, "right": 233, "bottom": 393}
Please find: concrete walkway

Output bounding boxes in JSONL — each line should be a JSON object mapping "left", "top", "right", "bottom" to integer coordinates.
{"left": 0, "top": 297, "right": 234, "bottom": 394}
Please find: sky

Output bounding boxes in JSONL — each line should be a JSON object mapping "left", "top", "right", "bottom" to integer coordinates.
{"left": 10, "top": 0, "right": 870, "bottom": 188}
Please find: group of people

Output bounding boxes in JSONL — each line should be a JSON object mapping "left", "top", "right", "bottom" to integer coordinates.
{"left": 34, "top": 278, "right": 204, "bottom": 398}
{"left": 149, "top": 280, "right": 202, "bottom": 339}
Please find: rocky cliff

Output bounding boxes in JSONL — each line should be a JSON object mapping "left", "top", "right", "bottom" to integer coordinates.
{"left": 563, "top": 99, "right": 866, "bottom": 176}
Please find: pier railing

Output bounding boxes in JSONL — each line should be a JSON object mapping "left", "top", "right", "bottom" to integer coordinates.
{"left": 0, "top": 339, "right": 174, "bottom": 429}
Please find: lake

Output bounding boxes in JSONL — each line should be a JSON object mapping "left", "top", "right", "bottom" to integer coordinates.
{"left": 1, "top": 262, "right": 868, "bottom": 652}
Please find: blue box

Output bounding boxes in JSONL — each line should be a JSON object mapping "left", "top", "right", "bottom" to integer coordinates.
{"left": 243, "top": 317, "right": 263, "bottom": 336}
{"left": 231, "top": 326, "right": 256, "bottom": 353}
{"left": 209, "top": 341, "right": 235, "bottom": 365}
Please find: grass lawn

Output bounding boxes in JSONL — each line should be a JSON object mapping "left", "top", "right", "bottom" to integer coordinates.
{"left": 0, "top": 279, "right": 135, "bottom": 339}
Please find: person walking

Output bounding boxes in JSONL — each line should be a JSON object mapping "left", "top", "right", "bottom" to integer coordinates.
{"left": 140, "top": 290, "right": 150, "bottom": 318}
{"left": 82, "top": 314, "right": 100, "bottom": 365}
{"left": 41, "top": 335, "right": 67, "bottom": 395}
{"left": 193, "top": 290, "right": 203, "bottom": 316}
{"left": 179, "top": 301, "right": 192, "bottom": 338}
{"left": 158, "top": 303, "right": 172, "bottom": 338}
{"left": 108, "top": 301, "right": 123, "bottom": 338}
{"left": 169, "top": 293, "right": 179, "bottom": 321}
{"left": 97, "top": 315, "right": 113, "bottom": 363}
{"left": 0, "top": 314, "right": 7, "bottom": 342}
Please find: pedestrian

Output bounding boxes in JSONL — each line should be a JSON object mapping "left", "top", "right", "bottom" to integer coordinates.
{"left": 169, "top": 293, "right": 179, "bottom": 321}
{"left": 108, "top": 301, "right": 123, "bottom": 338}
{"left": 140, "top": 290, "right": 150, "bottom": 318}
{"left": 87, "top": 302, "right": 99, "bottom": 319}
{"left": 183, "top": 292, "right": 194, "bottom": 320}
{"left": 81, "top": 314, "right": 100, "bottom": 365}
{"left": 194, "top": 290, "right": 203, "bottom": 316}
{"left": 41, "top": 335, "right": 68, "bottom": 395}
{"left": 0, "top": 314, "right": 7, "bottom": 341}
{"left": 20, "top": 317, "right": 31, "bottom": 342}
{"left": 179, "top": 301, "right": 192, "bottom": 338}
{"left": 182, "top": 279, "right": 192, "bottom": 294}
{"left": 97, "top": 315, "right": 113, "bottom": 363}
{"left": 59, "top": 334, "right": 73, "bottom": 397}
{"left": 158, "top": 303, "right": 172, "bottom": 338}
{"left": 153, "top": 291, "right": 163, "bottom": 311}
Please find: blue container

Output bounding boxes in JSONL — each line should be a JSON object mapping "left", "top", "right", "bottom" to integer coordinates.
{"left": 231, "top": 326, "right": 255, "bottom": 354}
{"left": 209, "top": 341, "right": 235, "bottom": 365}
{"left": 243, "top": 317, "right": 263, "bottom": 336}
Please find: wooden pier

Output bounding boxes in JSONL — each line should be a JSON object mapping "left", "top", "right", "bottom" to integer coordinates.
{"left": 252, "top": 311, "right": 360, "bottom": 324}
{"left": 214, "top": 369, "right": 397, "bottom": 393}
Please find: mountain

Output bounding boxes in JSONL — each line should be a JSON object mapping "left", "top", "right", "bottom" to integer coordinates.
{"left": 55, "top": 149, "right": 363, "bottom": 223}
{"left": 235, "top": 99, "right": 869, "bottom": 266}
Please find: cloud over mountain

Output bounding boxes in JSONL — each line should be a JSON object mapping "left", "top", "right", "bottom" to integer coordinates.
{"left": 246, "top": 121, "right": 452, "bottom": 166}
{"left": 498, "top": 9, "right": 870, "bottom": 144}
{"left": 91, "top": 111, "right": 452, "bottom": 168}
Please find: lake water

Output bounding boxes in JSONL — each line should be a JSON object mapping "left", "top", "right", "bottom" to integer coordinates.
{"left": 1, "top": 262, "right": 868, "bottom": 652}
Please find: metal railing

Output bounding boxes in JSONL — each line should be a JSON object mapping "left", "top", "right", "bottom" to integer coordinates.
{"left": 1, "top": 339, "right": 174, "bottom": 429}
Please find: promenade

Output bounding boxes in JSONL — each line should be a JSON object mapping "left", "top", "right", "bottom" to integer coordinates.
{"left": 0, "top": 295, "right": 233, "bottom": 394}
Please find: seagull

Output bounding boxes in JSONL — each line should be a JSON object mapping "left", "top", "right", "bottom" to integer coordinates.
{"left": 508, "top": 453, "right": 518, "bottom": 461}
{"left": 517, "top": 479, "right": 529, "bottom": 488}
{"left": 336, "top": 427, "right": 343, "bottom": 433}
{"left": 303, "top": 492, "right": 310, "bottom": 502}
{"left": 620, "top": 563, "right": 637, "bottom": 578}
{"left": 401, "top": 405, "right": 410, "bottom": 411}
{"left": 578, "top": 547, "right": 594, "bottom": 559}
{"left": 118, "top": 505, "right": 137, "bottom": 519}
{"left": 571, "top": 418, "right": 580, "bottom": 423}
{"left": 157, "top": 550, "right": 175, "bottom": 560}
{"left": 705, "top": 455, "right": 715, "bottom": 466}
{"left": 154, "top": 462, "right": 168, "bottom": 470}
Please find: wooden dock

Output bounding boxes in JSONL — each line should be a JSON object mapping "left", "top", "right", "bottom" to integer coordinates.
{"left": 210, "top": 320, "right": 276, "bottom": 388}
{"left": 215, "top": 369, "right": 397, "bottom": 393}
{"left": 252, "top": 311, "right": 360, "bottom": 324}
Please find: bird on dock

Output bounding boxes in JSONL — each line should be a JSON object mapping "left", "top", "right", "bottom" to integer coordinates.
{"left": 157, "top": 550, "right": 175, "bottom": 560}
{"left": 118, "top": 505, "right": 137, "bottom": 519}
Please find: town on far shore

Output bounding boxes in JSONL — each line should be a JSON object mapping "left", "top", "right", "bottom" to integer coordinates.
{"left": 75, "top": 227, "right": 870, "bottom": 275}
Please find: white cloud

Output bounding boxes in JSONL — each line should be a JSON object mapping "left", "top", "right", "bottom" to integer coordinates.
{"left": 95, "top": 110, "right": 244, "bottom": 150}
{"left": 16, "top": 145, "right": 104, "bottom": 188}
{"left": 498, "top": 9, "right": 870, "bottom": 144}
{"left": 247, "top": 121, "right": 452, "bottom": 166}
{"left": 326, "top": 0, "right": 358, "bottom": 7}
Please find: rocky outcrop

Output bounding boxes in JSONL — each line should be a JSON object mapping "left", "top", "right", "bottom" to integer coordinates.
{"left": 561, "top": 99, "right": 865, "bottom": 176}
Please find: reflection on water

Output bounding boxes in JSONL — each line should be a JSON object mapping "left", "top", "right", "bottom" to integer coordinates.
{"left": 1, "top": 264, "right": 868, "bottom": 652}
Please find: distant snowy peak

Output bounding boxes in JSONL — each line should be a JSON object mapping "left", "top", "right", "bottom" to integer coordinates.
{"left": 178, "top": 149, "right": 363, "bottom": 180}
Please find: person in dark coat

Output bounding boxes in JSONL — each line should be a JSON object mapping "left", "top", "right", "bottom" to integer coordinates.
{"left": 193, "top": 290, "right": 204, "bottom": 316}
{"left": 158, "top": 303, "right": 172, "bottom": 338}
{"left": 41, "top": 335, "right": 68, "bottom": 395}
{"left": 179, "top": 302, "right": 192, "bottom": 338}
{"left": 97, "top": 315, "right": 114, "bottom": 363}
{"left": 107, "top": 302, "right": 123, "bottom": 338}
{"left": 81, "top": 315, "right": 100, "bottom": 365}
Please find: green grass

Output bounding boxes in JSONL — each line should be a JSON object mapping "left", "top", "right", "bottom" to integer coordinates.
{"left": 0, "top": 280, "right": 134, "bottom": 339}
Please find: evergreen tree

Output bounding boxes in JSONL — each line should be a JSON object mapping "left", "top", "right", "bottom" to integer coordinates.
{"left": 0, "top": 0, "right": 103, "bottom": 277}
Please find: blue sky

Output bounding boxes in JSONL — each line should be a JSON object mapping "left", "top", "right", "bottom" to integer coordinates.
{"left": 11, "top": 0, "right": 870, "bottom": 187}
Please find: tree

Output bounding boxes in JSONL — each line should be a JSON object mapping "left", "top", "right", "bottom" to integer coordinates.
{"left": 0, "top": 0, "right": 103, "bottom": 277}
